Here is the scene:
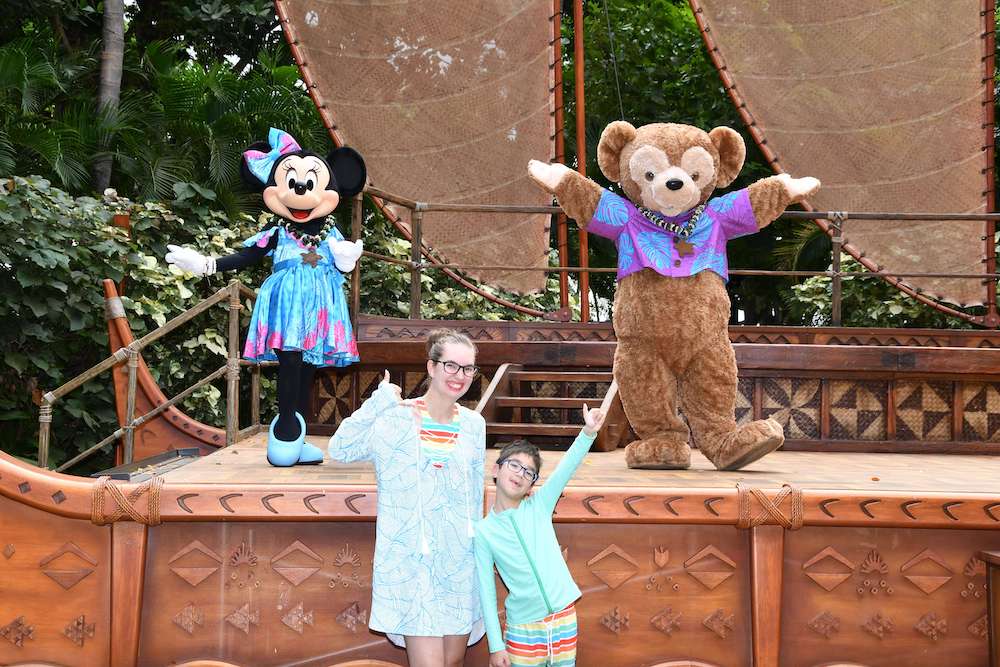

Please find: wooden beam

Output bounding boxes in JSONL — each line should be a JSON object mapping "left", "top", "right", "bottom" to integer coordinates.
{"left": 750, "top": 525, "right": 784, "bottom": 667}
{"left": 110, "top": 521, "right": 147, "bottom": 667}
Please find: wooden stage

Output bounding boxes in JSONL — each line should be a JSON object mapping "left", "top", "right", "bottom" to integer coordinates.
{"left": 3, "top": 429, "right": 1000, "bottom": 667}
{"left": 165, "top": 432, "right": 1000, "bottom": 494}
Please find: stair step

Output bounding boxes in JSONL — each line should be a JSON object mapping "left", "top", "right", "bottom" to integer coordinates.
{"left": 487, "top": 423, "right": 582, "bottom": 437}
{"left": 509, "top": 371, "right": 613, "bottom": 383}
{"left": 495, "top": 397, "right": 593, "bottom": 408}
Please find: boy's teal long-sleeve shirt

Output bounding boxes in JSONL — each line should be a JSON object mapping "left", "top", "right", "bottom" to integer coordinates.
{"left": 473, "top": 430, "right": 596, "bottom": 653}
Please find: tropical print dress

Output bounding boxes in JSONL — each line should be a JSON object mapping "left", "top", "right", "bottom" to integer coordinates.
{"left": 242, "top": 224, "right": 359, "bottom": 367}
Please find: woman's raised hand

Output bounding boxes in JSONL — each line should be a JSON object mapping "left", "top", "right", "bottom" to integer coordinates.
{"left": 381, "top": 370, "right": 403, "bottom": 402}
{"left": 582, "top": 403, "right": 607, "bottom": 436}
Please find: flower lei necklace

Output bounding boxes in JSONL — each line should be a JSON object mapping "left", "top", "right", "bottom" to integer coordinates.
{"left": 636, "top": 203, "right": 706, "bottom": 240}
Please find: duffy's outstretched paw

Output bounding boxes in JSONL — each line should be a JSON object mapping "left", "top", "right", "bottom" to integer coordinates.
{"left": 777, "top": 173, "right": 821, "bottom": 200}
{"left": 527, "top": 160, "right": 572, "bottom": 193}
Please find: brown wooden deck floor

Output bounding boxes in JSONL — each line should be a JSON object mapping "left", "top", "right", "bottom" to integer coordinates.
{"left": 159, "top": 432, "right": 1000, "bottom": 493}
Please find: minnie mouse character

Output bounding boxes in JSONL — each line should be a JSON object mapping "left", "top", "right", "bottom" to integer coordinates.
{"left": 166, "top": 128, "right": 367, "bottom": 466}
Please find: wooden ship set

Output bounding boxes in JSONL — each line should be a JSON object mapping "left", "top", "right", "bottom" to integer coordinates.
{"left": 3, "top": 2, "right": 1000, "bottom": 666}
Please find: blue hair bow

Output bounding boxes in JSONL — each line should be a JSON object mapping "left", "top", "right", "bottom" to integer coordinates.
{"left": 243, "top": 128, "right": 302, "bottom": 184}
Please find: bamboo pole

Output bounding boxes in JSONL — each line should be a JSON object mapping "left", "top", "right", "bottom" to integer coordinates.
{"left": 37, "top": 403, "right": 52, "bottom": 468}
{"left": 226, "top": 281, "right": 241, "bottom": 446}
{"left": 410, "top": 208, "right": 424, "bottom": 319}
{"left": 553, "top": 0, "right": 569, "bottom": 310}
{"left": 122, "top": 348, "right": 139, "bottom": 464}
{"left": 351, "top": 192, "right": 363, "bottom": 330}
{"left": 830, "top": 213, "right": 846, "bottom": 327}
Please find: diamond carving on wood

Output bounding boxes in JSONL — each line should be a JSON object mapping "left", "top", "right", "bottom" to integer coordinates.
{"left": 915, "top": 612, "right": 947, "bottom": 641}
{"left": 587, "top": 544, "right": 639, "bottom": 590}
{"left": 684, "top": 545, "right": 736, "bottom": 591}
{"left": 63, "top": 615, "right": 95, "bottom": 646}
{"left": 600, "top": 606, "right": 630, "bottom": 635}
{"left": 3, "top": 544, "right": 13, "bottom": 560}
{"left": 703, "top": 609, "right": 735, "bottom": 639}
{"left": 969, "top": 614, "right": 989, "bottom": 639}
{"left": 808, "top": 611, "right": 840, "bottom": 639}
{"left": 650, "top": 607, "right": 681, "bottom": 636}
{"left": 168, "top": 540, "right": 222, "bottom": 587}
{"left": 173, "top": 603, "right": 204, "bottom": 635}
{"left": 653, "top": 547, "right": 669, "bottom": 569}
{"left": 862, "top": 612, "right": 895, "bottom": 639}
{"left": 900, "top": 549, "right": 953, "bottom": 595}
{"left": 225, "top": 603, "right": 259, "bottom": 634}
{"left": 0, "top": 616, "right": 34, "bottom": 647}
{"left": 282, "top": 602, "right": 314, "bottom": 634}
{"left": 271, "top": 540, "right": 323, "bottom": 586}
{"left": 39, "top": 542, "right": 98, "bottom": 590}
{"left": 802, "top": 546, "right": 855, "bottom": 592}
{"left": 336, "top": 602, "right": 368, "bottom": 633}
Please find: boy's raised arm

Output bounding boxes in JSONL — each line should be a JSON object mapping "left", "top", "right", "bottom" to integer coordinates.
{"left": 534, "top": 405, "right": 605, "bottom": 513}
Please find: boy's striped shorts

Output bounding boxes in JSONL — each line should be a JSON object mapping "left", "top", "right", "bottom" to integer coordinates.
{"left": 504, "top": 603, "right": 578, "bottom": 666}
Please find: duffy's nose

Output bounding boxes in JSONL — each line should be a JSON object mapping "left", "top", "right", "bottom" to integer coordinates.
{"left": 293, "top": 182, "right": 308, "bottom": 195}
{"left": 665, "top": 179, "right": 684, "bottom": 191}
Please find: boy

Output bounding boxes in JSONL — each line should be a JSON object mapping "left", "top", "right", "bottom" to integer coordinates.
{"left": 474, "top": 405, "right": 606, "bottom": 667}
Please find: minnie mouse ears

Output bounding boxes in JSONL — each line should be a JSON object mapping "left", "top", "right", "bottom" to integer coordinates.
{"left": 326, "top": 146, "right": 367, "bottom": 198}
{"left": 239, "top": 130, "right": 368, "bottom": 197}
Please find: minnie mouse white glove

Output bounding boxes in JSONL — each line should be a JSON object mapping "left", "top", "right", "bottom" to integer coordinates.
{"left": 165, "top": 244, "right": 216, "bottom": 276}
{"left": 329, "top": 239, "right": 364, "bottom": 272}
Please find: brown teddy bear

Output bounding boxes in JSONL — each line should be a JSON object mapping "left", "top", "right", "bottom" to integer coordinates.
{"left": 528, "top": 122, "right": 820, "bottom": 470}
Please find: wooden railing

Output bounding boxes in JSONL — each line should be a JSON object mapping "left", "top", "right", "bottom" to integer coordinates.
{"left": 355, "top": 185, "right": 1000, "bottom": 326}
{"left": 37, "top": 280, "right": 268, "bottom": 471}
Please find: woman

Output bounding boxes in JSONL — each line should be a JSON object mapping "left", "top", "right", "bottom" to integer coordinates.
{"left": 329, "top": 329, "right": 485, "bottom": 667}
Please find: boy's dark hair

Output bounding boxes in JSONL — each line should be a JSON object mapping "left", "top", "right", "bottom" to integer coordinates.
{"left": 496, "top": 439, "right": 542, "bottom": 483}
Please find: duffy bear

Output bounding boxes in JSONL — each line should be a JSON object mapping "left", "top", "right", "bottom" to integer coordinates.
{"left": 528, "top": 122, "right": 819, "bottom": 470}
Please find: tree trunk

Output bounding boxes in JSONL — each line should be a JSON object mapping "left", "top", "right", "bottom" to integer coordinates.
{"left": 92, "top": 0, "right": 125, "bottom": 192}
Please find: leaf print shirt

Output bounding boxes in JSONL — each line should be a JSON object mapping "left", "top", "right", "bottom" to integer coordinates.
{"left": 586, "top": 188, "right": 758, "bottom": 282}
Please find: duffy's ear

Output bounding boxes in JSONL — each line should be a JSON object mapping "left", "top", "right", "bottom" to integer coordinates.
{"left": 327, "top": 146, "right": 367, "bottom": 197}
{"left": 708, "top": 126, "right": 746, "bottom": 188}
{"left": 597, "top": 121, "right": 637, "bottom": 182}
{"left": 240, "top": 141, "right": 272, "bottom": 192}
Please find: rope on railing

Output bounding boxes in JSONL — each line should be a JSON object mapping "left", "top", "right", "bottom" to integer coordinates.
{"left": 736, "top": 482, "right": 803, "bottom": 530}
{"left": 91, "top": 475, "right": 163, "bottom": 526}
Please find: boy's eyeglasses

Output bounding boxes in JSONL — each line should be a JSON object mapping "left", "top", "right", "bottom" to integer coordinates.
{"left": 499, "top": 458, "right": 538, "bottom": 483}
{"left": 430, "top": 359, "right": 480, "bottom": 378}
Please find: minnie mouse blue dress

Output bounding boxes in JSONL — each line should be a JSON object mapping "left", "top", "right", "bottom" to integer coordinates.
{"left": 242, "top": 223, "right": 359, "bottom": 367}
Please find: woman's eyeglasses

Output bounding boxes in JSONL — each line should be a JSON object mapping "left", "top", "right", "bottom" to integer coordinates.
{"left": 430, "top": 359, "right": 480, "bottom": 378}
{"left": 499, "top": 458, "right": 538, "bottom": 483}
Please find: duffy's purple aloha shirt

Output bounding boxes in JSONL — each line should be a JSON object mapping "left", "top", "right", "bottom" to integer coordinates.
{"left": 587, "top": 188, "right": 758, "bottom": 282}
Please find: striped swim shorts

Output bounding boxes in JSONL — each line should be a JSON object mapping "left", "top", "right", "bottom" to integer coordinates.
{"left": 504, "top": 604, "right": 577, "bottom": 666}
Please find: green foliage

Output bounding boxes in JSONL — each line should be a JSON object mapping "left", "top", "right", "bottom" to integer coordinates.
{"left": 783, "top": 255, "right": 975, "bottom": 329}
{"left": 0, "top": 175, "right": 271, "bottom": 470}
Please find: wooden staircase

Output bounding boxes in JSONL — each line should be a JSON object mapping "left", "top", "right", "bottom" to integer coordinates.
{"left": 476, "top": 364, "right": 632, "bottom": 452}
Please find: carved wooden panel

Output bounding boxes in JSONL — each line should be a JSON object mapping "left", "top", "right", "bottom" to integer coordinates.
{"left": 555, "top": 524, "right": 751, "bottom": 667}
{"left": 780, "top": 527, "right": 1000, "bottom": 667}
{"left": 138, "top": 522, "right": 438, "bottom": 666}
{"left": 0, "top": 494, "right": 110, "bottom": 666}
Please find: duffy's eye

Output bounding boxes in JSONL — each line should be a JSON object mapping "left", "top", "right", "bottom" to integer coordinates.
{"left": 691, "top": 171, "right": 700, "bottom": 181}
{"left": 306, "top": 178, "right": 315, "bottom": 191}
{"left": 287, "top": 177, "right": 296, "bottom": 189}
{"left": 644, "top": 171, "right": 654, "bottom": 182}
